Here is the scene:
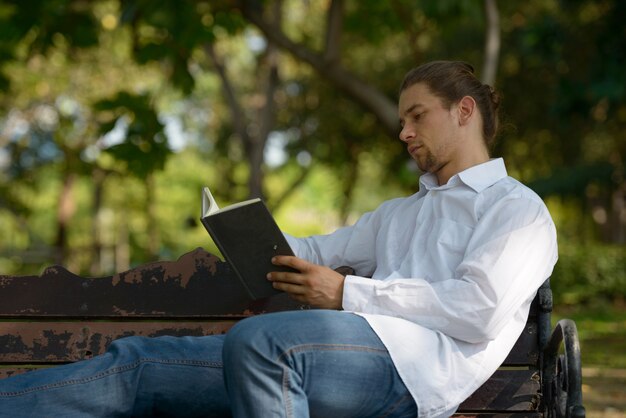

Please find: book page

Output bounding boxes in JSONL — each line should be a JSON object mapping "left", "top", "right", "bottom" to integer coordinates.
{"left": 201, "top": 187, "right": 220, "bottom": 217}
{"left": 217, "top": 198, "right": 261, "bottom": 213}
{"left": 202, "top": 187, "right": 262, "bottom": 217}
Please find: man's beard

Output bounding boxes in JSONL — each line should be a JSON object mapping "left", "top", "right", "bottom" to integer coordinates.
{"left": 416, "top": 149, "right": 439, "bottom": 174}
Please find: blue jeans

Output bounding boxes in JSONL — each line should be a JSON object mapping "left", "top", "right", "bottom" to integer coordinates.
{"left": 0, "top": 311, "right": 417, "bottom": 417}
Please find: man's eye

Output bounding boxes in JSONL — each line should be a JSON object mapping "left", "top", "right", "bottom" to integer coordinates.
{"left": 414, "top": 113, "right": 422, "bottom": 120}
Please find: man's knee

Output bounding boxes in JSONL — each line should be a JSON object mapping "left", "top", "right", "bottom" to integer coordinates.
{"left": 106, "top": 335, "right": 151, "bottom": 358}
{"left": 223, "top": 315, "right": 270, "bottom": 355}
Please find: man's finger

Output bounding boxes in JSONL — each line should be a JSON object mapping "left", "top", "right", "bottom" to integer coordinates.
{"left": 267, "top": 271, "right": 303, "bottom": 284}
{"left": 271, "top": 255, "right": 311, "bottom": 271}
{"left": 271, "top": 280, "right": 307, "bottom": 295}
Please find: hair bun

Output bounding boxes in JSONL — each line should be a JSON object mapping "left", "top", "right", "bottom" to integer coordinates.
{"left": 487, "top": 85, "right": 501, "bottom": 110}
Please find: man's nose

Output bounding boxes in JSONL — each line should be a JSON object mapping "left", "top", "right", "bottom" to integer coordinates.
{"left": 399, "top": 125, "right": 413, "bottom": 142}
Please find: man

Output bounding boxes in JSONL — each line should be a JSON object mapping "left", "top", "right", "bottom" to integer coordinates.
{"left": 0, "top": 61, "right": 557, "bottom": 418}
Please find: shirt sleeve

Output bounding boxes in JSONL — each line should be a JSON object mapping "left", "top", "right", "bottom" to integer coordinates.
{"left": 342, "top": 195, "right": 558, "bottom": 344}
{"left": 285, "top": 199, "right": 402, "bottom": 278}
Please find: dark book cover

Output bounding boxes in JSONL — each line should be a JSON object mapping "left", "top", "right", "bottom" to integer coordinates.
{"left": 200, "top": 189, "right": 297, "bottom": 300}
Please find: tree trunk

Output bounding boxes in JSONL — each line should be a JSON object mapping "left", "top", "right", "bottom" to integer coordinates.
{"left": 146, "top": 173, "right": 159, "bottom": 260}
{"left": 208, "top": 0, "right": 282, "bottom": 200}
{"left": 481, "top": 0, "right": 500, "bottom": 86}
{"left": 54, "top": 170, "right": 76, "bottom": 266}
{"left": 116, "top": 216, "right": 130, "bottom": 272}
{"left": 339, "top": 151, "right": 360, "bottom": 225}
{"left": 248, "top": 30, "right": 280, "bottom": 199}
{"left": 89, "top": 167, "right": 106, "bottom": 275}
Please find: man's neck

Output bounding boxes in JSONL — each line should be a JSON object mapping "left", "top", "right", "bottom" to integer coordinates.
{"left": 435, "top": 147, "right": 490, "bottom": 186}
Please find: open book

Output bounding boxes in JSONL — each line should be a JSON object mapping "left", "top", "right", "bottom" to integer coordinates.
{"left": 200, "top": 187, "right": 296, "bottom": 300}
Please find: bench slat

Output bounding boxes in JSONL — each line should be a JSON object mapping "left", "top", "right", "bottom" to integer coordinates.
{"left": 0, "top": 321, "right": 238, "bottom": 363}
{"left": 458, "top": 369, "right": 540, "bottom": 412}
{"left": 0, "top": 249, "right": 302, "bottom": 318}
{"left": 0, "top": 367, "right": 40, "bottom": 380}
{"left": 0, "top": 318, "right": 539, "bottom": 366}
{"left": 503, "top": 323, "right": 539, "bottom": 366}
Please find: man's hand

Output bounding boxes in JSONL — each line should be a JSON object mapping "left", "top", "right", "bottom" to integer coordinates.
{"left": 267, "top": 256, "right": 345, "bottom": 310}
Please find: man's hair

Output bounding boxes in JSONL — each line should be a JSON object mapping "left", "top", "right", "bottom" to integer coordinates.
{"left": 400, "top": 61, "right": 501, "bottom": 150}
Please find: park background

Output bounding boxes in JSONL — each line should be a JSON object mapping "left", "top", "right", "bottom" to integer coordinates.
{"left": 0, "top": 0, "right": 624, "bottom": 415}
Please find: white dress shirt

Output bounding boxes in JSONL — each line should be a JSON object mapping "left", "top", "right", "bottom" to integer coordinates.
{"left": 285, "top": 158, "right": 558, "bottom": 418}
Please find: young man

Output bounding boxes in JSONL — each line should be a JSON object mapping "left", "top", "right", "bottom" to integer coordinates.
{"left": 0, "top": 61, "right": 557, "bottom": 418}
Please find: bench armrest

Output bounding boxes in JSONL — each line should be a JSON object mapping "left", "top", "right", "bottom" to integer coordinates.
{"left": 542, "top": 319, "right": 586, "bottom": 418}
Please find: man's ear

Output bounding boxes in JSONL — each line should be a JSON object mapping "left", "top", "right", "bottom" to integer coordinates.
{"left": 457, "top": 96, "right": 476, "bottom": 126}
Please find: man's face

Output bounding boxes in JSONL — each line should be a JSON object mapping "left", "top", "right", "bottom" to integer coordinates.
{"left": 398, "top": 82, "right": 460, "bottom": 177}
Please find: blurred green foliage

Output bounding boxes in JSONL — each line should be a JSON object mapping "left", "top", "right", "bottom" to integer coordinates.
{"left": 552, "top": 242, "right": 626, "bottom": 306}
{"left": 0, "top": 0, "right": 624, "bottom": 310}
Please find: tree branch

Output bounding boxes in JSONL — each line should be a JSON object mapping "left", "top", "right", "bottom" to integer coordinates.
{"left": 268, "top": 165, "right": 312, "bottom": 212}
{"left": 238, "top": 1, "right": 398, "bottom": 138}
{"left": 324, "top": 0, "right": 343, "bottom": 65}
{"left": 204, "top": 42, "right": 248, "bottom": 142}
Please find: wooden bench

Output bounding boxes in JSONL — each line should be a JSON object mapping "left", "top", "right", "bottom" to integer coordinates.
{"left": 0, "top": 248, "right": 585, "bottom": 417}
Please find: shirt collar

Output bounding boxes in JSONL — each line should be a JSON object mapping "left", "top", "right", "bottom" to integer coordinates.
{"left": 417, "top": 158, "right": 508, "bottom": 197}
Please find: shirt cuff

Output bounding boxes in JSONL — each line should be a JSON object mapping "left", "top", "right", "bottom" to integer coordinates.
{"left": 342, "top": 275, "right": 376, "bottom": 313}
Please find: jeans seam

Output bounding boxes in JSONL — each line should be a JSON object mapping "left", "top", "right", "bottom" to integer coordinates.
{"left": 0, "top": 358, "right": 223, "bottom": 397}
{"left": 282, "top": 364, "right": 294, "bottom": 418}
{"left": 277, "top": 343, "right": 387, "bottom": 363}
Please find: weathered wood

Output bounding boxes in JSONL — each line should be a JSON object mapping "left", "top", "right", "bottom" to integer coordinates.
{"left": 504, "top": 323, "right": 539, "bottom": 366}
{"left": 0, "top": 367, "right": 38, "bottom": 380}
{"left": 459, "top": 369, "right": 541, "bottom": 411}
{"left": 0, "top": 248, "right": 302, "bottom": 318}
{"left": 0, "top": 321, "right": 239, "bottom": 363}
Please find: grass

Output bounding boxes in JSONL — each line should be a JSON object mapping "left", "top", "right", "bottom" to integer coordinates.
{"left": 554, "top": 304, "right": 626, "bottom": 417}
